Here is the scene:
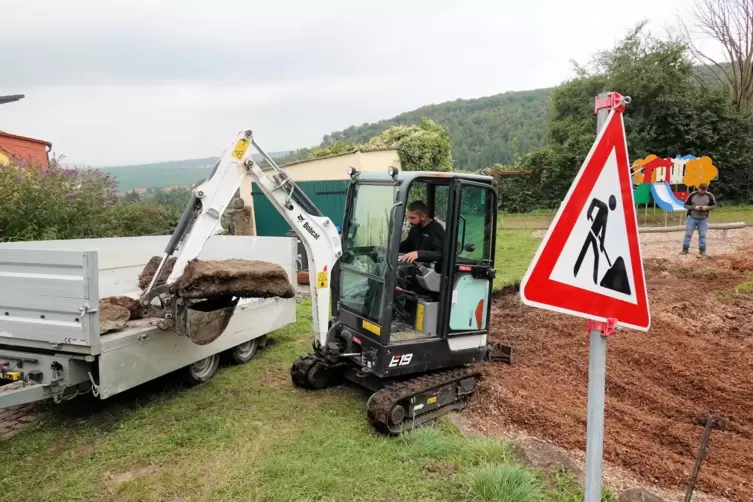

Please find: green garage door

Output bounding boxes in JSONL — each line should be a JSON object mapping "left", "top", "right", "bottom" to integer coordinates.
{"left": 250, "top": 180, "right": 349, "bottom": 236}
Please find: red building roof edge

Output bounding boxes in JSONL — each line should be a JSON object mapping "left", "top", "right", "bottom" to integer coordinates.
{"left": 0, "top": 130, "right": 52, "bottom": 147}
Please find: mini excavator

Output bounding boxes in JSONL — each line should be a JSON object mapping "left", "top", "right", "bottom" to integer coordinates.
{"left": 145, "top": 129, "right": 506, "bottom": 435}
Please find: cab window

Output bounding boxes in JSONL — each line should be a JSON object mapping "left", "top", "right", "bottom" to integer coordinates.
{"left": 456, "top": 184, "right": 494, "bottom": 264}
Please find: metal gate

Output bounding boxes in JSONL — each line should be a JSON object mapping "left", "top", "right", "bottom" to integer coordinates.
{"left": 250, "top": 180, "right": 349, "bottom": 236}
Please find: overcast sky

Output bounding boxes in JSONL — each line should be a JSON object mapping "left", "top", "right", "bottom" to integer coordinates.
{"left": 1, "top": 0, "right": 694, "bottom": 166}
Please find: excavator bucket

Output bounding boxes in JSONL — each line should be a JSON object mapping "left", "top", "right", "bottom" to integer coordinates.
{"left": 175, "top": 296, "right": 238, "bottom": 345}
{"left": 140, "top": 256, "right": 296, "bottom": 345}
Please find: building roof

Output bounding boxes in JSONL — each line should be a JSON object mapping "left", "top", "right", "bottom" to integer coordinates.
{"left": 277, "top": 147, "right": 398, "bottom": 168}
{"left": 0, "top": 130, "right": 52, "bottom": 147}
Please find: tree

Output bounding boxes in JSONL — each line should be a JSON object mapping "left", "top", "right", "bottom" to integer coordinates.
{"left": 307, "top": 140, "right": 358, "bottom": 159}
{"left": 124, "top": 190, "right": 141, "bottom": 203}
{"left": 366, "top": 118, "right": 453, "bottom": 172}
{"left": 296, "top": 118, "right": 453, "bottom": 172}
{"left": 680, "top": 0, "right": 753, "bottom": 112}
{"left": 497, "top": 22, "right": 753, "bottom": 212}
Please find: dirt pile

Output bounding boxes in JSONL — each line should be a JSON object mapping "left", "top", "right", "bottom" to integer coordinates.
{"left": 469, "top": 249, "right": 753, "bottom": 501}
{"left": 174, "top": 259, "right": 295, "bottom": 300}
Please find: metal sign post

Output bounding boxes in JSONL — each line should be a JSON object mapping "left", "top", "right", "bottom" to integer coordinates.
{"left": 584, "top": 92, "right": 628, "bottom": 502}
{"left": 584, "top": 319, "right": 612, "bottom": 502}
{"left": 520, "top": 90, "right": 647, "bottom": 502}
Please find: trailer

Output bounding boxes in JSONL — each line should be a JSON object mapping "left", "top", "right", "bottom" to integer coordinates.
{"left": 0, "top": 234, "right": 297, "bottom": 408}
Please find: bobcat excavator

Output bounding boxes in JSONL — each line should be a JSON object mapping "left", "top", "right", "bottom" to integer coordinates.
{"left": 142, "top": 128, "right": 505, "bottom": 435}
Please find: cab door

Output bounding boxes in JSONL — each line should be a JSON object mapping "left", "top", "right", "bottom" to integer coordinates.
{"left": 439, "top": 180, "right": 497, "bottom": 337}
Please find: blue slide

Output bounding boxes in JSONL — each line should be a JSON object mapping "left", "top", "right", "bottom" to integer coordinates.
{"left": 650, "top": 181, "right": 686, "bottom": 212}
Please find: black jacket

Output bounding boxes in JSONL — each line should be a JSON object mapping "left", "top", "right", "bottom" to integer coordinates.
{"left": 399, "top": 220, "right": 445, "bottom": 262}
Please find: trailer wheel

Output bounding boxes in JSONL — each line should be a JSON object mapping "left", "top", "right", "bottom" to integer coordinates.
{"left": 227, "top": 338, "right": 259, "bottom": 365}
{"left": 181, "top": 354, "right": 220, "bottom": 385}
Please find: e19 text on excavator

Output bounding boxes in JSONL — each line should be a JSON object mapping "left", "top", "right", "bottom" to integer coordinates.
{"left": 145, "top": 129, "right": 502, "bottom": 435}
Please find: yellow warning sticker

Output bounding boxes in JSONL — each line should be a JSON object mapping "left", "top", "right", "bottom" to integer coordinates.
{"left": 427, "top": 396, "right": 437, "bottom": 404}
{"left": 415, "top": 303, "right": 425, "bottom": 332}
{"left": 316, "top": 270, "right": 328, "bottom": 289}
{"left": 362, "top": 319, "right": 380, "bottom": 336}
{"left": 232, "top": 138, "right": 250, "bottom": 160}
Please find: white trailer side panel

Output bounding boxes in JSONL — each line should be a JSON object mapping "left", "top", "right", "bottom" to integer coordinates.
{"left": 0, "top": 235, "right": 300, "bottom": 401}
{"left": 97, "top": 297, "right": 294, "bottom": 398}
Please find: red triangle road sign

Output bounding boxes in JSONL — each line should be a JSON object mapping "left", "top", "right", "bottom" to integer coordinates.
{"left": 520, "top": 108, "right": 650, "bottom": 332}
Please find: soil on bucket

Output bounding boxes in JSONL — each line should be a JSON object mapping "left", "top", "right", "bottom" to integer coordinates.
{"left": 468, "top": 247, "right": 753, "bottom": 502}
{"left": 174, "top": 259, "right": 295, "bottom": 300}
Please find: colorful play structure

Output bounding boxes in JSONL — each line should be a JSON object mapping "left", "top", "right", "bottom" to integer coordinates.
{"left": 631, "top": 154, "right": 719, "bottom": 224}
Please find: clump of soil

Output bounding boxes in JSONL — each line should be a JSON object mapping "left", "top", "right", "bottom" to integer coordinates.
{"left": 174, "top": 259, "right": 295, "bottom": 300}
{"left": 98, "top": 296, "right": 146, "bottom": 334}
{"left": 98, "top": 300, "right": 131, "bottom": 334}
{"left": 138, "top": 256, "right": 176, "bottom": 290}
{"left": 101, "top": 295, "right": 145, "bottom": 320}
{"left": 469, "top": 248, "right": 753, "bottom": 502}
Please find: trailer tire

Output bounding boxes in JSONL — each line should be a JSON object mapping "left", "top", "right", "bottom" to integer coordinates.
{"left": 181, "top": 354, "right": 220, "bottom": 386}
{"left": 226, "top": 338, "right": 259, "bottom": 365}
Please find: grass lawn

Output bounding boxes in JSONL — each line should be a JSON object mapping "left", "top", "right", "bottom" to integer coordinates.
{"left": 494, "top": 226, "right": 542, "bottom": 291}
{"left": 0, "top": 297, "right": 613, "bottom": 502}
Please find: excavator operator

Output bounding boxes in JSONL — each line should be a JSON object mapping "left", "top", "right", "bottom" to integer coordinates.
{"left": 394, "top": 200, "right": 445, "bottom": 325}
{"left": 398, "top": 200, "right": 445, "bottom": 266}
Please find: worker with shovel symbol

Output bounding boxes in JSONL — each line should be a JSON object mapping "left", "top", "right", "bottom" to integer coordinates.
{"left": 573, "top": 195, "right": 631, "bottom": 295}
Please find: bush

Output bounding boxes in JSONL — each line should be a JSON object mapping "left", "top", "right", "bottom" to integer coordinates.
{"left": 0, "top": 160, "right": 180, "bottom": 241}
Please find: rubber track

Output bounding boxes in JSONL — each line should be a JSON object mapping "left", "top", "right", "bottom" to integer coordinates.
{"left": 366, "top": 366, "right": 481, "bottom": 435}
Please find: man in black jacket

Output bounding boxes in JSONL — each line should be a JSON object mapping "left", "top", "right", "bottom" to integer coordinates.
{"left": 399, "top": 200, "right": 445, "bottom": 265}
{"left": 393, "top": 200, "right": 445, "bottom": 326}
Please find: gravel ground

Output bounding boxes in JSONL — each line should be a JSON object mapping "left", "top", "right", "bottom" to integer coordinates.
{"left": 531, "top": 226, "right": 753, "bottom": 262}
{"left": 639, "top": 227, "right": 753, "bottom": 259}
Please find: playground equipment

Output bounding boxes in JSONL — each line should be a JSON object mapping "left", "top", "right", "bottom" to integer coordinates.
{"left": 650, "top": 181, "right": 686, "bottom": 212}
{"left": 631, "top": 154, "right": 719, "bottom": 225}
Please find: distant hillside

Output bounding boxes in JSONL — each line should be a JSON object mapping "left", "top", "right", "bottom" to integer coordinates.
{"left": 97, "top": 60, "right": 732, "bottom": 189}
{"left": 275, "top": 63, "right": 733, "bottom": 172}
{"left": 99, "top": 151, "right": 290, "bottom": 191}
{"left": 276, "top": 89, "right": 551, "bottom": 171}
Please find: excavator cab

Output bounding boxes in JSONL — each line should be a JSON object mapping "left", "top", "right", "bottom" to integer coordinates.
{"left": 292, "top": 167, "right": 499, "bottom": 434}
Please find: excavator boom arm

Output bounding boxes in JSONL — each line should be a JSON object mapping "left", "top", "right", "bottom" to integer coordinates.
{"left": 140, "top": 129, "right": 342, "bottom": 349}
